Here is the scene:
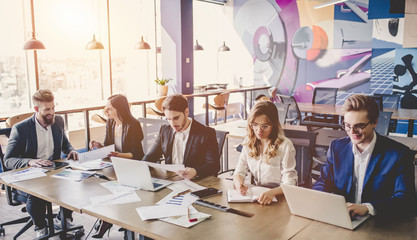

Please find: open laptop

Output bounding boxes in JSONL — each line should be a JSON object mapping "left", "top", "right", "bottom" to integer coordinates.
{"left": 282, "top": 184, "right": 369, "bottom": 230}
{"left": 111, "top": 157, "right": 172, "bottom": 192}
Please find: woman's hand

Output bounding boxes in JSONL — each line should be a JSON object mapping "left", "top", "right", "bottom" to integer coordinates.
{"left": 107, "top": 152, "right": 133, "bottom": 159}
{"left": 257, "top": 189, "right": 276, "bottom": 205}
{"left": 177, "top": 167, "right": 197, "bottom": 180}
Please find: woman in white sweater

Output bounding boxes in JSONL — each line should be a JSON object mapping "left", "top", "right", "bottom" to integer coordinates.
{"left": 233, "top": 101, "right": 297, "bottom": 205}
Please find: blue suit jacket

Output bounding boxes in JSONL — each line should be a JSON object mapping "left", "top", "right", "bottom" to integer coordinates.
{"left": 313, "top": 133, "right": 415, "bottom": 216}
{"left": 4, "top": 114, "right": 74, "bottom": 170}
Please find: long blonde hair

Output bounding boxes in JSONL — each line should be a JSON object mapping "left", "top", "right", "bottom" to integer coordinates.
{"left": 244, "top": 101, "right": 285, "bottom": 163}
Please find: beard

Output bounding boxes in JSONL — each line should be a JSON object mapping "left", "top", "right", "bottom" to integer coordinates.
{"left": 42, "top": 114, "right": 55, "bottom": 125}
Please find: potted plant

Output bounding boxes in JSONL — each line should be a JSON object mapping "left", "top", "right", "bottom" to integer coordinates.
{"left": 155, "top": 77, "right": 171, "bottom": 96}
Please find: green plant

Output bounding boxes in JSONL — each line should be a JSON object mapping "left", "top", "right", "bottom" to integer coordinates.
{"left": 154, "top": 77, "right": 171, "bottom": 86}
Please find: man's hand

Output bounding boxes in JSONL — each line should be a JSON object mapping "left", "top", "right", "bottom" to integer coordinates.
{"left": 28, "top": 159, "right": 53, "bottom": 167}
{"left": 107, "top": 152, "right": 133, "bottom": 159}
{"left": 347, "top": 202, "right": 369, "bottom": 218}
{"left": 67, "top": 150, "right": 79, "bottom": 161}
{"left": 177, "top": 167, "right": 197, "bottom": 180}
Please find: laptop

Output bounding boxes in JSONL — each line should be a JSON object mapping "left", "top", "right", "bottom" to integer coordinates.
{"left": 282, "top": 184, "right": 369, "bottom": 230}
{"left": 111, "top": 157, "right": 172, "bottom": 192}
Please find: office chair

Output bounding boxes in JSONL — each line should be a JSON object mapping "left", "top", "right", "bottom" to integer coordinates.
{"left": 278, "top": 95, "right": 302, "bottom": 125}
{"left": 373, "top": 94, "right": 401, "bottom": 133}
{"left": 375, "top": 111, "right": 393, "bottom": 135}
{"left": 274, "top": 103, "right": 289, "bottom": 125}
{"left": 302, "top": 87, "right": 340, "bottom": 130}
{"left": 283, "top": 129, "right": 318, "bottom": 188}
{"left": 138, "top": 117, "right": 168, "bottom": 155}
{"left": 5, "top": 113, "right": 33, "bottom": 128}
{"left": 146, "top": 96, "right": 166, "bottom": 117}
{"left": 215, "top": 130, "right": 229, "bottom": 173}
{"left": 203, "top": 92, "right": 230, "bottom": 125}
{"left": 0, "top": 128, "right": 33, "bottom": 239}
{"left": 370, "top": 95, "right": 383, "bottom": 111}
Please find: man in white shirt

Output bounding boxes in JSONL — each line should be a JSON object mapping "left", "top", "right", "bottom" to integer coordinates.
{"left": 5, "top": 89, "right": 80, "bottom": 237}
{"left": 143, "top": 94, "right": 220, "bottom": 179}
{"left": 313, "top": 94, "right": 415, "bottom": 217}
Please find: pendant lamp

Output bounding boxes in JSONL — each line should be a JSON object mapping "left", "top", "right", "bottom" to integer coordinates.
{"left": 23, "top": 0, "right": 45, "bottom": 50}
{"left": 194, "top": 40, "right": 204, "bottom": 51}
{"left": 218, "top": 41, "right": 230, "bottom": 52}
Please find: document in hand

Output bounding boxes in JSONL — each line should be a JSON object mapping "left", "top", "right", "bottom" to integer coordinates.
{"left": 78, "top": 144, "right": 115, "bottom": 163}
{"left": 227, "top": 186, "right": 277, "bottom": 203}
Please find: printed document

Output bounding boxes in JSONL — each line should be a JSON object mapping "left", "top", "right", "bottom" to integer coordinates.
{"left": 90, "top": 191, "right": 141, "bottom": 206}
{"left": 0, "top": 167, "right": 47, "bottom": 184}
{"left": 78, "top": 144, "right": 115, "bottom": 163}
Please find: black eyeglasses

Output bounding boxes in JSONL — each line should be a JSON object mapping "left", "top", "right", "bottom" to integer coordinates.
{"left": 341, "top": 121, "right": 372, "bottom": 133}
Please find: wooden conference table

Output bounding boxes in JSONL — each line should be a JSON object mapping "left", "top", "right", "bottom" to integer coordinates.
{"left": 298, "top": 103, "right": 417, "bottom": 138}
{"left": 1, "top": 166, "right": 415, "bottom": 240}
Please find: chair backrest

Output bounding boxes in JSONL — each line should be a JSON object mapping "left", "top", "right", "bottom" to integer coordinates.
{"left": 370, "top": 95, "right": 383, "bottom": 111}
{"left": 0, "top": 128, "right": 11, "bottom": 172}
{"left": 283, "top": 129, "right": 318, "bottom": 188}
{"left": 5, "top": 113, "right": 33, "bottom": 128}
{"left": 91, "top": 113, "right": 107, "bottom": 124}
{"left": 375, "top": 111, "right": 393, "bottom": 135}
{"left": 278, "top": 95, "right": 301, "bottom": 124}
{"left": 215, "top": 130, "right": 229, "bottom": 157}
{"left": 274, "top": 103, "right": 289, "bottom": 125}
{"left": 213, "top": 92, "right": 230, "bottom": 108}
{"left": 373, "top": 93, "right": 400, "bottom": 109}
{"left": 138, "top": 118, "right": 168, "bottom": 154}
{"left": 154, "top": 96, "right": 167, "bottom": 112}
{"left": 313, "top": 87, "right": 338, "bottom": 105}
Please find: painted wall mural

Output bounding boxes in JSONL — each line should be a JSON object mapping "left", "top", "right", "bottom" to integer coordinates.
{"left": 232, "top": 0, "right": 417, "bottom": 109}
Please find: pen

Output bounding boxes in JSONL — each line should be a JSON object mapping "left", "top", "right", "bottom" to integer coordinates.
{"left": 187, "top": 207, "right": 198, "bottom": 222}
{"left": 172, "top": 189, "right": 192, "bottom": 198}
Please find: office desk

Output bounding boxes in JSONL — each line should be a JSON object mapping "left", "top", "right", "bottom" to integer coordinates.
{"left": 298, "top": 103, "right": 417, "bottom": 137}
{"left": 82, "top": 176, "right": 312, "bottom": 240}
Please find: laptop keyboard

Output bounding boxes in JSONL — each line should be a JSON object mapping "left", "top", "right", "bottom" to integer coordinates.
{"left": 153, "top": 182, "right": 163, "bottom": 188}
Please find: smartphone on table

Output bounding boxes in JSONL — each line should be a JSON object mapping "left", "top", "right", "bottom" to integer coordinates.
{"left": 190, "top": 187, "right": 222, "bottom": 199}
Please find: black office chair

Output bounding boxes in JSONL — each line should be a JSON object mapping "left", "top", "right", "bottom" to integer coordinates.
{"left": 370, "top": 95, "right": 383, "bottom": 111}
{"left": 0, "top": 128, "right": 33, "bottom": 239}
{"left": 373, "top": 93, "right": 401, "bottom": 133}
{"left": 278, "top": 95, "right": 302, "bottom": 125}
{"left": 302, "top": 87, "right": 340, "bottom": 130}
{"left": 274, "top": 103, "right": 289, "bottom": 125}
{"left": 215, "top": 130, "right": 229, "bottom": 173}
{"left": 283, "top": 129, "right": 318, "bottom": 188}
{"left": 375, "top": 111, "right": 393, "bottom": 135}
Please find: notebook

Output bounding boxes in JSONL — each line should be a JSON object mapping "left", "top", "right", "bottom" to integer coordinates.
{"left": 282, "top": 184, "right": 369, "bottom": 230}
{"left": 111, "top": 157, "right": 172, "bottom": 192}
{"left": 227, "top": 186, "right": 277, "bottom": 203}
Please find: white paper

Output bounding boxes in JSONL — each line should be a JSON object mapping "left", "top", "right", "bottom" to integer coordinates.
{"left": 89, "top": 191, "right": 141, "bottom": 206}
{"left": 78, "top": 145, "right": 115, "bottom": 163}
{"left": 69, "top": 159, "right": 112, "bottom": 170}
{"left": 145, "top": 162, "right": 185, "bottom": 173}
{"left": 0, "top": 167, "right": 47, "bottom": 184}
{"left": 167, "top": 180, "right": 205, "bottom": 192}
{"left": 136, "top": 205, "right": 187, "bottom": 221}
{"left": 100, "top": 180, "right": 140, "bottom": 194}
{"left": 160, "top": 206, "right": 211, "bottom": 228}
{"left": 52, "top": 169, "right": 95, "bottom": 182}
{"left": 157, "top": 191, "right": 198, "bottom": 207}
{"left": 227, "top": 186, "right": 277, "bottom": 203}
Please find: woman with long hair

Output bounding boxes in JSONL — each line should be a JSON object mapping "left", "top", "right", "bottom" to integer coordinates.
{"left": 89, "top": 94, "right": 144, "bottom": 238}
{"left": 233, "top": 101, "right": 297, "bottom": 205}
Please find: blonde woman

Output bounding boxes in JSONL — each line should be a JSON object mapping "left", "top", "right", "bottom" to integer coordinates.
{"left": 233, "top": 101, "right": 297, "bottom": 205}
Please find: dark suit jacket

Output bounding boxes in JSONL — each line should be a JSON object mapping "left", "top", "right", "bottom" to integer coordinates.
{"left": 4, "top": 114, "right": 74, "bottom": 170}
{"left": 142, "top": 120, "right": 220, "bottom": 178}
{"left": 313, "top": 133, "right": 415, "bottom": 216}
{"left": 104, "top": 118, "right": 144, "bottom": 160}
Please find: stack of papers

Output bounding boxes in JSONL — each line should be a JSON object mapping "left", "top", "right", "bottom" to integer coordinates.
{"left": 52, "top": 169, "right": 95, "bottom": 182}
{"left": 0, "top": 167, "right": 47, "bottom": 184}
{"left": 227, "top": 186, "right": 277, "bottom": 203}
{"left": 70, "top": 159, "right": 112, "bottom": 171}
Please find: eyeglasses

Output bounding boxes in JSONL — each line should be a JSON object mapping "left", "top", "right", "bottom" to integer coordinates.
{"left": 250, "top": 123, "right": 272, "bottom": 131}
{"left": 341, "top": 121, "right": 372, "bottom": 133}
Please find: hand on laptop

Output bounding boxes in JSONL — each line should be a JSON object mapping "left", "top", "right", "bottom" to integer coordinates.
{"left": 177, "top": 167, "right": 197, "bottom": 180}
{"left": 347, "top": 202, "right": 369, "bottom": 218}
{"left": 28, "top": 159, "right": 53, "bottom": 167}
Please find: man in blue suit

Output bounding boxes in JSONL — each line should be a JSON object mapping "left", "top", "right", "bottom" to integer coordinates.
{"left": 5, "top": 89, "right": 80, "bottom": 237}
{"left": 313, "top": 94, "right": 415, "bottom": 217}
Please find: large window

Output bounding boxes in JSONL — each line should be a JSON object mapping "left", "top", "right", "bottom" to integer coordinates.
{"left": 0, "top": 0, "right": 30, "bottom": 112}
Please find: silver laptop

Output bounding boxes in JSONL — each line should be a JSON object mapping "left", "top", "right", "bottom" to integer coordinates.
{"left": 282, "top": 184, "right": 369, "bottom": 230}
{"left": 111, "top": 157, "right": 172, "bottom": 192}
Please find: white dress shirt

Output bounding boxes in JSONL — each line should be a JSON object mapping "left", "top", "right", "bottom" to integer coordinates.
{"left": 234, "top": 137, "right": 297, "bottom": 186}
{"left": 114, "top": 123, "right": 123, "bottom": 152}
{"left": 352, "top": 131, "right": 377, "bottom": 215}
{"left": 172, "top": 118, "right": 192, "bottom": 165}
{"left": 35, "top": 118, "right": 54, "bottom": 160}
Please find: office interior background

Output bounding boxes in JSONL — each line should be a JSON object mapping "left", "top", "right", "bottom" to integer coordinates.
{"left": 1, "top": 0, "right": 416, "bottom": 139}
